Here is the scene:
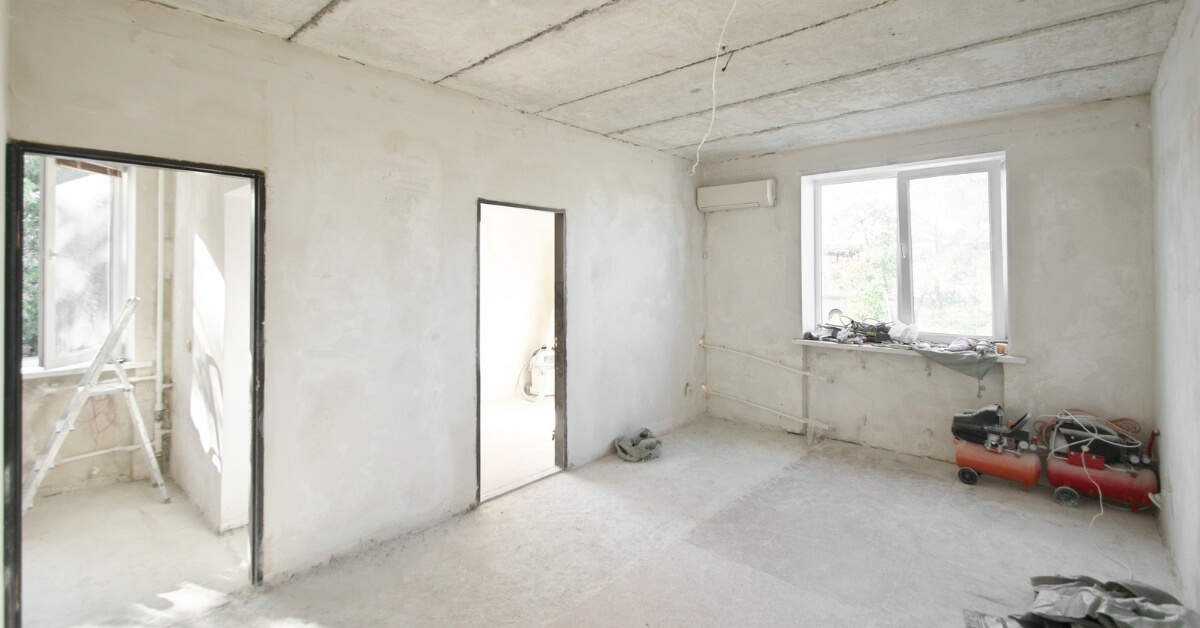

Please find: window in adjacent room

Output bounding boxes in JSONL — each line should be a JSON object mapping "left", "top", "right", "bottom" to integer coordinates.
{"left": 801, "top": 153, "right": 1007, "bottom": 342}
{"left": 22, "top": 154, "right": 132, "bottom": 370}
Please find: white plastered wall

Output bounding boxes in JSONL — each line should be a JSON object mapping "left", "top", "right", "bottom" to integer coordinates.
{"left": 1152, "top": 0, "right": 1200, "bottom": 607}
{"left": 169, "top": 171, "right": 253, "bottom": 533}
{"left": 6, "top": 0, "right": 706, "bottom": 578}
{"left": 701, "top": 97, "right": 1156, "bottom": 463}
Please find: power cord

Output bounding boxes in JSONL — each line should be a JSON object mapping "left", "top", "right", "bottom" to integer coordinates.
{"left": 689, "top": 0, "right": 738, "bottom": 176}
{"left": 1080, "top": 444, "right": 1134, "bottom": 581}
{"left": 1049, "top": 413, "right": 1136, "bottom": 581}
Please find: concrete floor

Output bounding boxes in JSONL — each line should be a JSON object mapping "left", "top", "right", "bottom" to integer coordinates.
{"left": 65, "top": 417, "right": 1176, "bottom": 627}
{"left": 480, "top": 396, "right": 557, "bottom": 499}
{"left": 21, "top": 479, "right": 249, "bottom": 628}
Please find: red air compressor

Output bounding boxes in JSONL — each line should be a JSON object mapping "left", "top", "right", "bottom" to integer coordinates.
{"left": 952, "top": 405, "right": 1043, "bottom": 490}
{"left": 1042, "top": 411, "right": 1159, "bottom": 512}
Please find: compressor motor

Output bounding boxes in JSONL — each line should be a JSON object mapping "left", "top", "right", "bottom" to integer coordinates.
{"left": 951, "top": 404, "right": 1036, "bottom": 454}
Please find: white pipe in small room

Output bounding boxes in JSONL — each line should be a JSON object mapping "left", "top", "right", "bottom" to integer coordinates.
{"left": 153, "top": 169, "right": 166, "bottom": 455}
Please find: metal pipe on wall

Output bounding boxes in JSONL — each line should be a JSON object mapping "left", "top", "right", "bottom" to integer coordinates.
{"left": 153, "top": 170, "right": 166, "bottom": 455}
{"left": 699, "top": 339, "right": 815, "bottom": 378}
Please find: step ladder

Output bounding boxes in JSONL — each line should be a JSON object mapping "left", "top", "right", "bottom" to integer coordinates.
{"left": 22, "top": 297, "right": 170, "bottom": 513}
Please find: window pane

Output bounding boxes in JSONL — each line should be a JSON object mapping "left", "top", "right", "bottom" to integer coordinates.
{"left": 908, "top": 171, "right": 991, "bottom": 336}
{"left": 820, "top": 178, "right": 897, "bottom": 323}
{"left": 52, "top": 165, "right": 113, "bottom": 356}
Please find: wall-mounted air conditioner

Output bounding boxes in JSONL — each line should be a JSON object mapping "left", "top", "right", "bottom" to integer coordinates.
{"left": 696, "top": 179, "right": 776, "bottom": 213}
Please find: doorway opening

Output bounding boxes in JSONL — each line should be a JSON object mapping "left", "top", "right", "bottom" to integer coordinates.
{"left": 477, "top": 201, "right": 565, "bottom": 502}
{"left": 4, "top": 143, "right": 266, "bottom": 627}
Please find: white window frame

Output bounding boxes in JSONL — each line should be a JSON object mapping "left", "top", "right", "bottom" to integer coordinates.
{"left": 28, "top": 155, "right": 135, "bottom": 371}
{"left": 801, "top": 152, "right": 1008, "bottom": 342}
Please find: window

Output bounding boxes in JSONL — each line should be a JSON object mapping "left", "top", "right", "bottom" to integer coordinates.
{"left": 801, "top": 153, "right": 1007, "bottom": 341}
{"left": 22, "top": 155, "right": 133, "bottom": 370}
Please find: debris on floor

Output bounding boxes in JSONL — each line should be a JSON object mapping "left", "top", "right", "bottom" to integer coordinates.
{"left": 964, "top": 575, "right": 1200, "bottom": 627}
{"left": 614, "top": 428, "right": 661, "bottom": 462}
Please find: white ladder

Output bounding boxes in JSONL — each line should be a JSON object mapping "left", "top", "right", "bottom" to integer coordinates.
{"left": 22, "top": 297, "right": 170, "bottom": 513}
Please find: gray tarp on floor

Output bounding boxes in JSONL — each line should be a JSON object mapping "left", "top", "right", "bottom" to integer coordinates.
{"left": 965, "top": 576, "right": 1200, "bottom": 628}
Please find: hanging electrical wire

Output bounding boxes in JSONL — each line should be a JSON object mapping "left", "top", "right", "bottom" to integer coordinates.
{"left": 690, "top": 0, "right": 738, "bottom": 176}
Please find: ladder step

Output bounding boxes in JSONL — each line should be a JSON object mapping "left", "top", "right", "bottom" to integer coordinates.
{"left": 87, "top": 383, "right": 131, "bottom": 396}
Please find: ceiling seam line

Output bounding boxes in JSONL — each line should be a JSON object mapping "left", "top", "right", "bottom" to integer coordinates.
{"left": 607, "top": 0, "right": 1172, "bottom": 136}
{"left": 534, "top": 0, "right": 895, "bottom": 115}
{"left": 655, "top": 53, "right": 1162, "bottom": 152}
{"left": 711, "top": 88, "right": 1148, "bottom": 165}
{"left": 136, "top": 0, "right": 277, "bottom": 37}
{"left": 287, "top": 0, "right": 350, "bottom": 42}
{"left": 435, "top": 0, "right": 624, "bottom": 84}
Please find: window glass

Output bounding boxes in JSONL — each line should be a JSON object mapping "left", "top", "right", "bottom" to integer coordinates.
{"left": 820, "top": 178, "right": 897, "bottom": 324}
{"left": 908, "top": 172, "right": 992, "bottom": 336}
{"left": 51, "top": 164, "right": 113, "bottom": 356}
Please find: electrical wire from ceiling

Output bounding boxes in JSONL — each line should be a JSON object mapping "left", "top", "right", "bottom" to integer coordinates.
{"left": 690, "top": 0, "right": 738, "bottom": 177}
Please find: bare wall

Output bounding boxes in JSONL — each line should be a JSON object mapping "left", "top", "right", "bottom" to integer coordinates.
{"left": 1152, "top": 0, "right": 1200, "bottom": 607}
{"left": 169, "top": 170, "right": 253, "bottom": 533}
{"left": 701, "top": 97, "right": 1156, "bottom": 463}
{"left": 6, "top": 0, "right": 706, "bottom": 578}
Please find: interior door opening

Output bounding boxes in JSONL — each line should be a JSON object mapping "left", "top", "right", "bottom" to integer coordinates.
{"left": 477, "top": 201, "right": 565, "bottom": 502}
{"left": 4, "top": 143, "right": 266, "bottom": 627}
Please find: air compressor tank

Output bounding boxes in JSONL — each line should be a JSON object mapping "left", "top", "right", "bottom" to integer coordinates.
{"left": 1046, "top": 454, "right": 1158, "bottom": 512}
{"left": 955, "top": 439, "right": 1043, "bottom": 490}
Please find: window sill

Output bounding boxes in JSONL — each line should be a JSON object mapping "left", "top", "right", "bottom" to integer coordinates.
{"left": 792, "top": 339, "right": 1027, "bottom": 364}
{"left": 21, "top": 360, "right": 155, "bottom": 381}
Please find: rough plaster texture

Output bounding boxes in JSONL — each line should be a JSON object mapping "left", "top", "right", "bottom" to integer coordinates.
{"left": 701, "top": 98, "right": 1156, "bottom": 463}
{"left": 620, "top": 1, "right": 1179, "bottom": 151}
{"left": 680, "top": 56, "right": 1164, "bottom": 162}
{"left": 149, "top": 0, "right": 331, "bottom": 39}
{"left": 7, "top": 0, "right": 705, "bottom": 579}
{"left": 1152, "top": 0, "right": 1200, "bottom": 607}
{"left": 20, "top": 376, "right": 156, "bottom": 495}
{"left": 293, "top": 0, "right": 609, "bottom": 84}
{"left": 149, "top": 0, "right": 1178, "bottom": 163}
{"left": 540, "top": 0, "right": 1177, "bottom": 153}
{"left": 438, "top": 0, "right": 885, "bottom": 114}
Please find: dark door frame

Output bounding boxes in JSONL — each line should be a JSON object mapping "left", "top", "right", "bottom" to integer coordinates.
{"left": 475, "top": 199, "right": 566, "bottom": 504}
{"left": 3, "top": 141, "right": 268, "bottom": 627}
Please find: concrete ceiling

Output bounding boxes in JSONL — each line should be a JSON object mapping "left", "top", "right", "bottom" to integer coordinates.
{"left": 156, "top": 0, "right": 1183, "bottom": 163}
